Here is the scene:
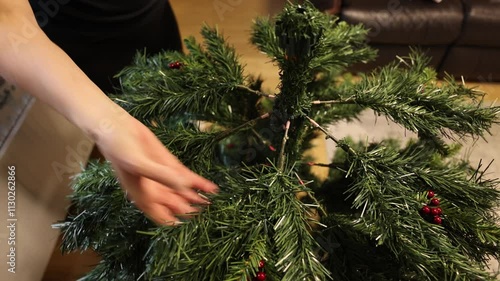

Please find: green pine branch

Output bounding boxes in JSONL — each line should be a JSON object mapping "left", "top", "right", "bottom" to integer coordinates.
{"left": 309, "top": 19, "right": 377, "bottom": 74}
{"left": 55, "top": 161, "right": 153, "bottom": 280}
{"left": 55, "top": 2, "right": 500, "bottom": 280}
{"left": 250, "top": 16, "right": 283, "bottom": 60}
{"left": 151, "top": 124, "right": 219, "bottom": 171}
{"left": 317, "top": 139, "right": 500, "bottom": 280}
{"left": 250, "top": 4, "right": 376, "bottom": 72}
{"left": 141, "top": 165, "right": 326, "bottom": 280}
{"left": 112, "top": 25, "right": 253, "bottom": 123}
{"left": 334, "top": 51, "right": 500, "bottom": 141}
{"left": 270, "top": 173, "right": 331, "bottom": 280}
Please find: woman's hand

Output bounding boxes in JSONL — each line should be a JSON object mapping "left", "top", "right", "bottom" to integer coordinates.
{"left": 94, "top": 111, "right": 218, "bottom": 225}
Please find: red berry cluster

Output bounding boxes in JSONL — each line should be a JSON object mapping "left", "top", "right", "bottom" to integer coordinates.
{"left": 253, "top": 260, "right": 266, "bottom": 281}
{"left": 420, "top": 190, "right": 443, "bottom": 224}
{"left": 168, "top": 61, "right": 183, "bottom": 69}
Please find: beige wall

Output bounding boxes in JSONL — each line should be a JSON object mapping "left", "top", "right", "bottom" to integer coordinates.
{"left": 0, "top": 100, "right": 91, "bottom": 281}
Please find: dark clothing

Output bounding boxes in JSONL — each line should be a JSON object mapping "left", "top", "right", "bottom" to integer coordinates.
{"left": 29, "top": 0, "right": 182, "bottom": 93}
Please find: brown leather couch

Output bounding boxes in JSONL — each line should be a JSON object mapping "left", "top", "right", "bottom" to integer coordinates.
{"left": 329, "top": 0, "right": 500, "bottom": 82}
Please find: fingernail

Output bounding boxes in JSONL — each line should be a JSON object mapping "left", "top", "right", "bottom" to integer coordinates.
{"left": 198, "top": 193, "right": 209, "bottom": 200}
{"left": 210, "top": 188, "right": 219, "bottom": 194}
{"left": 162, "top": 219, "right": 180, "bottom": 226}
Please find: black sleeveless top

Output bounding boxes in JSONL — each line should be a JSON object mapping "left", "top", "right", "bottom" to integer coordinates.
{"left": 29, "top": 0, "right": 182, "bottom": 93}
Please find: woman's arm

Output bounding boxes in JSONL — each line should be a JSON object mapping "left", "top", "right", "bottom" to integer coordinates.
{"left": 0, "top": 1, "right": 217, "bottom": 225}
{"left": 0, "top": 1, "right": 126, "bottom": 139}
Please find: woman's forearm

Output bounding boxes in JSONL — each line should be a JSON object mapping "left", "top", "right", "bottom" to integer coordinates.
{"left": 0, "top": 6, "right": 127, "bottom": 141}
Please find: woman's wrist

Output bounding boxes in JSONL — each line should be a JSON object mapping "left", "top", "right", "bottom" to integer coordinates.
{"left": 74, "top": 97, "right": 131, "bottom": 143}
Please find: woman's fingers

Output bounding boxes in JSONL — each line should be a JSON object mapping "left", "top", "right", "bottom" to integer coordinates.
{"left": 140, "top": 178, "right": 201, "bottom": 216}
{"left": 129, "top": 159, "right": 189, "bottom": 189}
{"left": 144, "top": 204, "right": 179, "bottom": 226}
{"left": 186, "top": 170, "right": 219, "bottom": 194}
{"left": 144, "top": 136, "right": 219, "bottom": 194}
{"left": 114, "top": 164, "right": 204, "bottom": 224}
{"left": 175, "top": 188, "right": 210, "bottom": 205}
{"left": 133, "top": 157, "right": 217, "bottom": 199}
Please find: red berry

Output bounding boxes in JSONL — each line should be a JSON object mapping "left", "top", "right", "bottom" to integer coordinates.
{"left": 435, "top": 207, "right": 442, "bottom": 215}
{"left": 258, "top": 260, "right": 265, "bottom": 269}
{"left": 268, "top": 145, "right": 276, "bottom": 152}
{"left": 255, "top": 272, "right": 266, "bottom": 281}
{"left": 430, "top": 198, "right": 440, "bottom": 206}
{"left": 421, "top": 205, "right": 431, "bottom": 215}
{"left": 169, "top": 61, "right": 182, "bottom": 69}
{"left": 433, "top": 216, "right": 442, "bottom": 225}
{"left": 431, "top": 208, "right": 440, "bottom": 216}
{"left": 427, "top": 190, "right": 435, "bottom": 199}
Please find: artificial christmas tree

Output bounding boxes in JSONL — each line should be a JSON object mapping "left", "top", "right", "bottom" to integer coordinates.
{"left": 55, "top": 2, "right": 500, "bottom": 280}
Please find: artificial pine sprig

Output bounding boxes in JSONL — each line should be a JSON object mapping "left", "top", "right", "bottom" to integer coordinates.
{"left": 318, "top": 139, "right": 500, "bottom": 280}
{"left": 141, "top": 165, "right": 324, "bottom": 281}
{"left": 113, "top": 25, "right": 255, "bottom": 124}
{"left": 55, "top": 1, "right": 500, "bottom": 280}
{"left": 151, "top": 124, "right": 219, "bottom": 171}
{"left": 335, "top": 51, "right": 499, "bottom": 140}
{"left": 269, "top": 172, "right": 331, "bottom": 280}
{"left": 250, "top": 5, "right": 376, "bottom": 72}
{"left": 55, "top": 161, "right": 152, "bottom": 280}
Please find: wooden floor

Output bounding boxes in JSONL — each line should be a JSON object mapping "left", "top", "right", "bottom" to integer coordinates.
{"left": 42, "top": 0, "right": 500, "bottom": 280}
